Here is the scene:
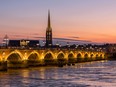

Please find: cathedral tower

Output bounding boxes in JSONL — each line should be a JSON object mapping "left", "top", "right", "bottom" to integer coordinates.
{"left": 46, "top": 10, "right": 52, "bottom": 47}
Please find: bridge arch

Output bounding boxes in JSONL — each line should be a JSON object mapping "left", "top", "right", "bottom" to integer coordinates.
{"left": 27, "top": 51, "right": 42, "bottom": 66}
{"left": 57, "top": 53, "right": 65, "bottom": 59}
{"left": 90, "top": 53, "right": 95, "bottom": 61}
{"left": 44, "top": 51, "right": 55, "bottom": 65}
{"left": 77, "top": 53, "right": 83, "bottom": 62}
{"left": 77, "top": 53, "right": 82, "bottom": 58}
{"left": 100, "top": 54, "right": 103, "bottom": 58}
{"left": 90, "top": 53, "right": 94, "bottom": 58}
{"left": 68, "top": 53, "right": 74, "bottom": 58}
{"left": 44, "top": 51, "right": 54, "bottom": 59}
{"left": 44, "top": 53, "right": 53, "bottom": 59}
{"left": 57, "top": 52, "right": 67, "bottom": 65}
{"left": 68, "top": 51, "right": 75, "bottom": 56}
{"left": 96, "top": 54, "right": 99, "bottom": 58}
{"left": 57, "top": 51, "right": 65, "bottom": 59}
{"left": 84, "top": 53, "right": 89, "bottom": 58}
{"left": 68, "top": 53, "right": 75, "bottom": 63}
{"left": 100, "top": 53, "right": 105, "bottom": 59}
{"left": 6, "top": 50, "right": 23, "bottom": 61}
{"left": 28, "top": 51, "right": 40, "bottom": 61}
{"left": 84, "top": 53, "right": 89, "bottom": 62}
{"left": 95, "top": 53, "right": 100, "bottom": 60}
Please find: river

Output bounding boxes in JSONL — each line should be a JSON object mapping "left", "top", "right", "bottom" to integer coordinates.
{"left": 0, "top": 60, "right": 116, "bottom": 87}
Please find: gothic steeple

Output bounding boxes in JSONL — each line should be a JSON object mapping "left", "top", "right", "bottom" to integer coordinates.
{"left": 46, "top": 10, "right": 52, "bottom": 47}
{"left": 48, "top": 10, "right": 51, "bottom": 28}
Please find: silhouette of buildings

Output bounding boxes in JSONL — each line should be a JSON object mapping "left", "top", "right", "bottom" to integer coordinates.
{"left": 8, "top": 39, "right": 39, "bottom": 48}
{"left": 1, "top": 10, "right": 54, "bottom": 48}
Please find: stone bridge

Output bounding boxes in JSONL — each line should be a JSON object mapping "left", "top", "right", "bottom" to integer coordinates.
{"left": 0, "top": 49, "right": 106, "bottom": 68}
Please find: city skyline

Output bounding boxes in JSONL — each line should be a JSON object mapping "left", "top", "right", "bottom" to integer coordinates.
{"left": 0, "top": 0, "right": 116, "bottom": 44}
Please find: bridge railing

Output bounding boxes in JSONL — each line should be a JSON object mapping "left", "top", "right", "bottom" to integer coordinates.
{"left": 0, "top": 47, "right": 105, "bottom": 53}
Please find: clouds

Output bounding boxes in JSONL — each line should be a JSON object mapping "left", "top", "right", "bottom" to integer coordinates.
{"left": 69, "top": 36, "right": 79, "bottom": 39}
{"left": 33, "top": 36, "right": 91, "bottom": 43}
{"left": 0, "top": 0, "right": 116, "bottom": 43}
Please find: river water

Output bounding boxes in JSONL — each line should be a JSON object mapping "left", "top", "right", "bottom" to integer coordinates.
{"left": 0, "top": 60, "right": 116, "bottom": 87}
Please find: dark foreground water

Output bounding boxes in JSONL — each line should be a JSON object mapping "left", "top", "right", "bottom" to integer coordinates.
{"left": 0, "top": 60, "right": 116, "bottom": 87}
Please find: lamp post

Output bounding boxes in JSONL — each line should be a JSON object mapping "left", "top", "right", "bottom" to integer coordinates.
{"left": 36, "top": 43, "right": 39, "bottom": 49}
{"left": 56, "top": 41, "right": 59, "bottom": 49}
{"left": 75, "top": 44, "right": 78, "bottom": 49}
{"left": 42, "top": 41, "right": 46, "bottom": 49}
{"left": 59, "top": 44, "right": 61, "bottom": 48}
{"left": 1, "top": 51, "right": 7, "bottom": 71}
{"left": 2, "top": 52, "right": 5, "bottom": 62}
{"left": 67, "top": 42, "right": 70, "bottom": 49}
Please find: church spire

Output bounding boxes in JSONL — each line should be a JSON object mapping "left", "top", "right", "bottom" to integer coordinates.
{"left": 46, "top": 10, "right": 52, "bottom": 47}
{"left": 48, "top": 10, "right": 51, "bottom": 28}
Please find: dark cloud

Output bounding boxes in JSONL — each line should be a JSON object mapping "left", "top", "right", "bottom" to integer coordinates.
{"left": 53, "top": 37, "right": 78, "bottom": 41}
{"left": 31, "top": 33, "right": 39, "bottom": 35}
{"left": 34, "top": 37, "right": 45, "bottom": 39}
{"left": 68, "top": 36, "right": 79, "bottom": 39}
{"left": 33, "top": 37, "right": 91, "bottom": 42}
{"left": 54, "top": 38, "right": 91, "bottom": 42}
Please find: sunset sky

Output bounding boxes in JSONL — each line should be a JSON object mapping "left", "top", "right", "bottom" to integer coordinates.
{"left": 0, "top": 0, "right": 116, "bottom": 45}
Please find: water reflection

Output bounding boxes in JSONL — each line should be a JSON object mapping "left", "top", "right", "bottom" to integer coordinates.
{"left": 0, "top": 60, "right": 116, "bottom": 87}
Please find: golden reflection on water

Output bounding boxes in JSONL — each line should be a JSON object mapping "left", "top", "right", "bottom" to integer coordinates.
{"left": 37, "top": 67, "right": 59, "bottom": 79}
{"left": 21, "top": 70, "right": 30, "bottom": 77}
{"left": 39, "top": 67, "right": 46, "bottom": 79}
{"left": 0, "top": 60, "right": 116, "bottom": 87}
{"left": 19, "top": 67, "right": 59, "bottom": 80}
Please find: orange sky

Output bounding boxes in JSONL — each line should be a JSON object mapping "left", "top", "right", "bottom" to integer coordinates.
{"left": 0, "top": 0, "right": 116, "bottom": 44}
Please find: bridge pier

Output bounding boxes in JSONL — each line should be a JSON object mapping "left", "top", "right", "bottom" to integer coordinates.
{"left": 0, "top": 61, "right": 7, "bottom": 71}
{"left": 7, "top": 60, "right": 28, "bottom": 69}
{"left": 27, "top": 60, "right": 44, "bottom": 67}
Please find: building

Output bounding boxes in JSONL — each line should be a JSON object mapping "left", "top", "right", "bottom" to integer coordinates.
{"left": 8, "top": 40, "right": 20, "bottom": 47}
{"left": 46, "top": 10, "right": 53, "bottom": 47}
{"left": 8, "top": 39, "right": 39, "bottom": 48}
{"left": 2, "top": 35, "right": 9, "bottom": 47}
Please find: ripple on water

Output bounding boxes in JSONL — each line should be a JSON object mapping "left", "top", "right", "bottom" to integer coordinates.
{"left": 0, "top": 61, "right": 116, "bottom": 87}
